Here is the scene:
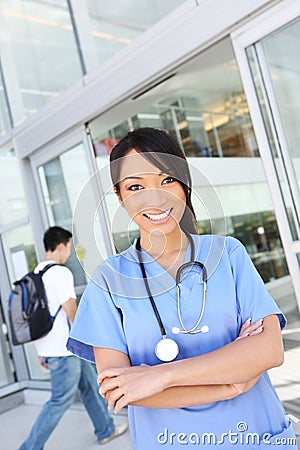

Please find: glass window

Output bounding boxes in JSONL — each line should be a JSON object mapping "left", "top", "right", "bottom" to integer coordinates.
{"left": 263, "top": 20, "right": 300, "bottom": 163}
{"left": 23, "top": 340, "right": 49, "bottom": 380}
{"left": 1, "top": 224, "right": 37, "bottom": 283}
{"left": 37, "top": 142, "right": 108, "bottom": 286}
{"left": 0, "top": 0, "right": 82, "bottom": 124}
{"left": 89, "top": 36, "right": 298, "bottom": 325}
{"left": 1, "top": 224, "right": 47, "bottom": 381}
{"left": 91, "top": 40, "right": 259, "bottom": 161}
{"left": 83, "top": 0, "right": 187, "bottom": 71}
{"left": 247, "top": 19, "right": 300, "bottom": 241}
{"left": 0, "top": 59, "right": 11, "bottom": 137}
{"left": 0, "top": 143, "right": 29, "bottom": 225}
{"left": 0, "top": 300, "right": 15, "bottom": 386}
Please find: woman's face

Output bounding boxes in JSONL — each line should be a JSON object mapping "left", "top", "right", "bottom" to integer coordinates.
{"left": 116, "top": 149, "right": 186, "bottom": 238}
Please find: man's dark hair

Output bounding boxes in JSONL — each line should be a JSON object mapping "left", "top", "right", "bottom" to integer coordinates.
{"left": 43, "top": 226, "right": 72, "bottom": 252}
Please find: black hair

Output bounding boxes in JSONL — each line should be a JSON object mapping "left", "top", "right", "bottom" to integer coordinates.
{"left": 110, "top": 127, "right": 198, "bottom": 234}
{"left": 43, "top": 226, "right": 72, "bottom": 252}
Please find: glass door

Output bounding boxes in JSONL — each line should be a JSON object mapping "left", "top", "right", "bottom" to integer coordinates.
{"left": 246, "top": 20, "right": 300, "bottom": 243}
{"left": 232, "top": 0, "right": 300, "bottom": 312}
{"left": 231, "top": 0, "right": 300, "bottom": 421}
{"left": 28, "top": 127, "right": 112, "bottom": 379}
{"left": 31, "top": 127, "right": 112, "bottom": 289}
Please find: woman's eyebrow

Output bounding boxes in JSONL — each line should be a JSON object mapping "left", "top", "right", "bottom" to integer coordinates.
{"left": 122, "top": 173, "right": 166, "bottom": 181}
{"left": 122, "top": 176, "right": 144, "bottom": 181}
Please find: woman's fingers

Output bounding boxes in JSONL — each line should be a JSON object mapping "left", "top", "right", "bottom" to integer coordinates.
{"left": 106, "top": 387, "right": 125, "bottom": 411}
{"left": 114, "top": 394, "right": 130, "bottom": 414}
{"left": 247, "top": 319, "right": 263, "bottom": 334}
{"left": 249, "top": 325, "right": 264, "bottom": 336}
{"left": 97, "top": 367, "right": 123, "bottom": 385}
{"left": 237, "top": 318, "right": 264, "bottom": 339}
{"left": 98, "top": 364, "right": 164, "bottom": 413}
{"left": 239, "top": 317, "right": 252, "bottom": 334}
{"left": 99, "top": 377, "right": 120, "bottom": 397}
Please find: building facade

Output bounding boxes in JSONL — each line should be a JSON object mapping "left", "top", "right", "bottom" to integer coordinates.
{"left": 0, "top": 0, "right": 299, "bottom": 398}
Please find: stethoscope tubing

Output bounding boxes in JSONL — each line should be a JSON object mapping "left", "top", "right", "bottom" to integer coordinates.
{"left": 136, "top": 232, "right": 207, "bottom": 337}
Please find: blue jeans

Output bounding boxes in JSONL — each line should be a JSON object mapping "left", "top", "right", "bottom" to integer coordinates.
{"left": 19, "top": 356, "right": 114, "bottom": 450}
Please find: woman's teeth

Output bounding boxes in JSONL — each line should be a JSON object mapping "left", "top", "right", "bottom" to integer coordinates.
{"left": 144, "top": 208, "right": 172, "bottom": 221}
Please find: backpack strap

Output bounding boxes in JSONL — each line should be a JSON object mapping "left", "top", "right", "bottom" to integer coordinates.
{"left": 39, "top": 263, "right": 60, "bottom": 276}
{"left": 39, "top": 263, "right": 62, "bottom": 321}
{"left": 39, "top": 263, "right": 72, "bottom": 329}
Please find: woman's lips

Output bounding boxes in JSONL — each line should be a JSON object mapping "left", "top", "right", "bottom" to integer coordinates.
{"left": 143, "top": 208, "right": 173, "bottom": 223}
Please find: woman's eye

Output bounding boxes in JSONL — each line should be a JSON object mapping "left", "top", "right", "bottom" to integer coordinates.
{"left": 162, "top": 177, "right": 175, "bottom": 185}
{"left": 128, "top": 184, "right": 143, "bottom": 191}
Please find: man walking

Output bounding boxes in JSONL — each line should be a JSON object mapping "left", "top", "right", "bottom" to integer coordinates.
{"left": 19, "top": 226, "right": 127, "bottom": 449}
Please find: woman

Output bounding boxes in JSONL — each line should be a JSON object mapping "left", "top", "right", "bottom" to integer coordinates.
{"left": 67, "top": 128, "right": 296, "bottom": 449}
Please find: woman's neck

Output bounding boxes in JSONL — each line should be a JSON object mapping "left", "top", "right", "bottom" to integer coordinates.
{"left": 140, "top": 229, "right": 188, "bottom": 259}
{"left": 140, "top": 229, "right": 189, "bottom": 278}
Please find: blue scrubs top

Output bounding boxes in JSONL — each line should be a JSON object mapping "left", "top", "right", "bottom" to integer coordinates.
{"left": 67, "top": 235, "right": 296, "bottom": 449}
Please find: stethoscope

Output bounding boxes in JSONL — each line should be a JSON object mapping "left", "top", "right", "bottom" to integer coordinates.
{"left": 136, "top": 233, "right": 209, "bottom": 363}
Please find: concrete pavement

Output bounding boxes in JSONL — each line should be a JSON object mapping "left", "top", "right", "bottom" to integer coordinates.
{"left": 1, "top": 397, "right": 132, "bottom": 450}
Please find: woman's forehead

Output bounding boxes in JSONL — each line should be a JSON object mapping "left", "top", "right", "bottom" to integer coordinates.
{"left": 119, "top": 149, "right": 167, "bottom": 180}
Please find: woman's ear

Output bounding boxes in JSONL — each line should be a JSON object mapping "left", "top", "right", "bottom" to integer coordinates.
{"left": 114, "top": 187, "right": 123, "bottom": 205}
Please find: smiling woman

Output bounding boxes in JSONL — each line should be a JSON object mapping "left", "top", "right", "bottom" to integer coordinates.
{"left": 67, "top": 128, "right": 296, "bottom": 450}
{"left": 116, "top": 151, "right": 187, "bottom": 248}
{"left": 110, "top": 128, "right": 197, "bottom": 236}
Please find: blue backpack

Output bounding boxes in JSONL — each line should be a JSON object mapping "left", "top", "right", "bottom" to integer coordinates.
{"left": 8, "top": 264, "right": 61, "bottom": 345}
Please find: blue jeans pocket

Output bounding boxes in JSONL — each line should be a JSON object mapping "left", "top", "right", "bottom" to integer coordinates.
{"left": 47, "top": 356, "right": 61, "bottom": 371}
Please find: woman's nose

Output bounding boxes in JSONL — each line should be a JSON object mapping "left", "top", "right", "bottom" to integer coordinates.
{"left": 143, "top": 188, "right": 168, "bottom": 207}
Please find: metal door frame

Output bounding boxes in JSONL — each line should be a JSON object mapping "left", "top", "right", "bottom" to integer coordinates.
{"left": 231, "top": 0, "right": 300, "bottom": 308}
{"left": 26, "top": 126, "right": 114, "bottom": 263}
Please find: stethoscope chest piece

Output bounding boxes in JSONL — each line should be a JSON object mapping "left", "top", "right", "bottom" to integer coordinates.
{"left": 136, "top": 234, "right": 208, "bottom": 363}
{"left": 155, "top": 337, "right": 179, "bottom": 362}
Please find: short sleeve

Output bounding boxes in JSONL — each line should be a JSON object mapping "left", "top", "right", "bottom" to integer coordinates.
{"left": 228, "top": 238, "right": 286, "bottom": 330}
{"left": 56, "top": 267, "right": 76, "bottom": 304}
{"left": 43, "top": 266, "right": 76, "bottom": 311}
{"left": 67, "top": 270, "right": 128, "bottom": 363}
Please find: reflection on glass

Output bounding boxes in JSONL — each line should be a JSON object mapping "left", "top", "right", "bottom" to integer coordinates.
{"left": 263, "top": 20, "right": 300, "bottom": 161}
{"left": 38, "top": 146, "right": 88, "bottom": 287}
{"left": 0, "top": 0, "right": 82, "bottom": 124}
{"left": 0, "top": 60, "right": 11, "bottom": 137}
{"left": 0, "top": 301, "right": 15, "bottom": 386}
{"left": 93, "top": 101, "right": 258, "bottom": 161}
{"left": 85, "top": 0, "right": 186, "bottom": 71}
{"left": 198, "top": 210, "right": 288, "bottom": 283}
{"left": 246, "top": 19, "right": 300, "bottom": 240}
{"left": 1, "top": 225, "right": 50, "bottom": 381}
{"left": 24, "top": 341, "right": 49, "bottom": 381}
{"left": 38, "top": 143, "right": 108, "bottom": 285}
{"left": 91, "top": 39, "right": 259, "bottom": 161}
{"left": 2, "top": 224, "right": 37, "bottom": 283}
{"left": 0, "top": 144, "right": 28, "bottom": 225}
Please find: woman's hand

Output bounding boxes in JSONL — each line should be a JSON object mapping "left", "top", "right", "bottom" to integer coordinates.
{"left": 98, "top": 363, "right": 166, "bottom": 413}
{"left": 98, "top": 319, "right": 265, "bottom": 412}
{"left": 237, "top": 318, "right": 263, "bottom": 340}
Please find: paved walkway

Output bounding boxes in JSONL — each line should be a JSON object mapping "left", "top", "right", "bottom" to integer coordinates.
{"left": 1, "top": 398, "right": 132, "bottom": 450}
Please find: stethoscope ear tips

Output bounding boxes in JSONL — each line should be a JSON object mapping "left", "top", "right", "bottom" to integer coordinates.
{"left": 172, "top": 325, "right": 209, "bottom": 334}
